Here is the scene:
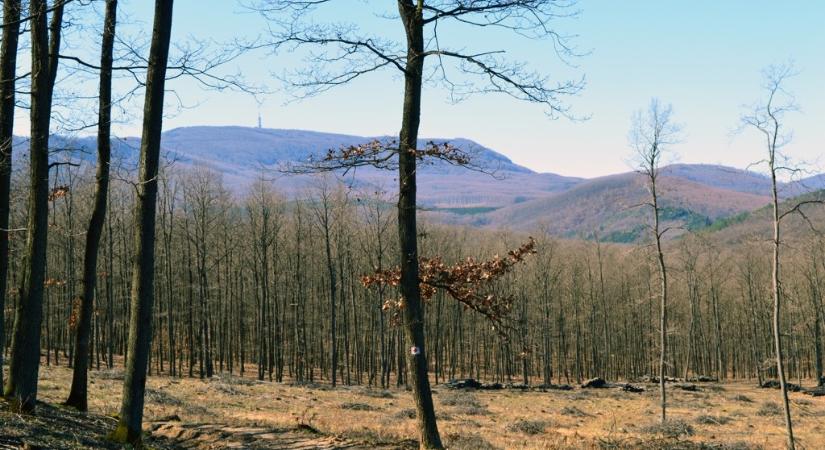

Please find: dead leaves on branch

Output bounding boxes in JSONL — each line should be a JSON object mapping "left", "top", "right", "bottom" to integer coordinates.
{"left": 48, "top": 185, "right": 70, "bottom": 202}
{"left": 291, "top": 139, "right": 476, "bottom": 173}
{"left": 44, "top": 278, "right": 67, "bottom": 288}
{"left": 362, "top": 238, "right": 536, "bottom": 334}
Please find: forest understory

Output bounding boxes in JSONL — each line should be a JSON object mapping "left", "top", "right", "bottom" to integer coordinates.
{"left": 2, "top": 363, "right": 824, "bottom": 450}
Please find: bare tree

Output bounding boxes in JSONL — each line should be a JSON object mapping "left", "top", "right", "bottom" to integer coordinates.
{"left": 253, "top": 2, "right": 583, "bottom": 446}
{"left": 4, "top": 0, "right": 65, "bottom": 413}
{"left": 739, "top": 64, "right": 811, "bottom": 450}
{"left": 630, "top": 98, "right": 680, "bottom": 423}
{"left": 65, "top": 0, "right": 118, "bottom": 412}
{"left": 306, "top": 177, "right": 346, "bottom": 387}
{"left": 0, "top": 0, "right": 22, "bottom": 392}
{"left": 109, "top": 0, "right": 174, "bottom": 444}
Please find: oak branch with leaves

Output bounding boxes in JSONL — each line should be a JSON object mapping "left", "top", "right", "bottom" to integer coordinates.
{"left": 362, "top": 237, "right": 537, "bottom": 334}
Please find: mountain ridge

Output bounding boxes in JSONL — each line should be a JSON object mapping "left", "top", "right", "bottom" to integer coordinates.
{"left": 11, "top": 125, "right": 825, "bottom": 243}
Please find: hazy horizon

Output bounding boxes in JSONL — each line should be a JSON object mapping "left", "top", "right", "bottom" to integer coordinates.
{"left": 11, "top": 0, "right": 825, "bottom": 178}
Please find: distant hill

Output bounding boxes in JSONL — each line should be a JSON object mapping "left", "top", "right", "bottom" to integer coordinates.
{"left": 659, "top": 164, "right": 773, "bottom": 196}
{"left": 695, "top": 189, "right": 825, "bottom": 245}
{"left": 11, "top": 125, "right": 825, "bottom": 243}
{"left": 25, "top": 126, "right": 580, "bottom": 209}
{"left": 479, "top": 171, "right": 772, "bottom": 241}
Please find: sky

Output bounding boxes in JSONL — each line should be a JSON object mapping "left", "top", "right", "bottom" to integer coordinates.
{"left": 19, "top": 0, "right": 825, "bottom": 178}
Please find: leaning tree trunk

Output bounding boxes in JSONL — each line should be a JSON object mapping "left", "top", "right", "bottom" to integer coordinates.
{"left": 651, "top": 180, "right": 668, "bottom": 424}
{"left": 110, "top": 0, "right": 174, "bottom": 444}
{"left": 65, "top": 0, "right": 117, "bottom": 412}
{"left": 3, "top": 0, "right": 61, "bottom": 413}
{"left": 770, "top": 166, "right": 795, "bottom": 450}
{"left": 397, "top": 2, "right": 442, "bottom": 449}
{"left": 0, "top": 0, "right": 21, "bottom": 393}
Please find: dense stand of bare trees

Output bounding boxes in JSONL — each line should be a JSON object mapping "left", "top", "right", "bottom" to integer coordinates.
{"left": 4, "top": 162, "right": 825, "bottom": 389}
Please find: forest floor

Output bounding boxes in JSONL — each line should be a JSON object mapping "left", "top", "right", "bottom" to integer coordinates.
{"left": 2, "top": 365, "right": 825, "bottom": 449}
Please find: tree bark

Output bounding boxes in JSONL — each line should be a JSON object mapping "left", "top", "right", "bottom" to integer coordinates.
{"left": 770, "top": 158, "right": 795, "bottom": 450}
{"left": 653, "top": 179, "right": 668, "bottom": 424}
{"left": 110, "top": 0, "right": 174, "bottom": 443}
{"left": 65, "top": 0, "right": 117, "bottom": 411}
{"left": 397, "top": 1, "right": 442, "bottom": 448}
{"left": 0, "top": 0, "right": 21, "bottom": 393}
{"left": 3, "top": 0, "right": 61, "bottom": 413}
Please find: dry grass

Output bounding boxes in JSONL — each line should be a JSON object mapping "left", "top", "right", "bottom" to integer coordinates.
{"left": 640, "top": 419, "right": 695, "bottom": 438}
{"left": 506, "top": 419, "right": 551, "bottom": 435}
{"left": 5, "top": 364, "right": 825, "bottom": 449}
{"left": 756, "top": 401, "right": 783, "bottom": 416}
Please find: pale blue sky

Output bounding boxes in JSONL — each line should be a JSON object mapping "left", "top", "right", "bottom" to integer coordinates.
{"left": 28, "top": 1, "right": 825, "bottom": 178}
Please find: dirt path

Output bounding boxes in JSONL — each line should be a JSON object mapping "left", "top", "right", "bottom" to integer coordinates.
{"left": 149, "top": 420, "right": 414, "bottom": 450}
{"left": 0, "top": 399, "right": 412, "bottom": 450}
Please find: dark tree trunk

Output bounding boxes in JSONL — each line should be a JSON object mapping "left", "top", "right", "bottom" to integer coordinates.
{"left": 0, "top": 0, "right": 21, "bottom": 393}
{"left": 65, "top": 0, "right": 117, "bottom": 412}
{"left": 397, "top": 2, "right": 442, "bottom": 448}
{"left": 3, "top": 0, "right": 62, "bottom": 413}
{"left": 110, "top": 0, "right": 174, "bottom": 444}
{"left": 324, "top": 208, "right": 337, "bottom": 387}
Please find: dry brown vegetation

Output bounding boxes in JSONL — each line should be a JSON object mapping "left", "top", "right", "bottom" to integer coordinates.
{"left": 3, "top": 364, "right": 824, "bottom": 449}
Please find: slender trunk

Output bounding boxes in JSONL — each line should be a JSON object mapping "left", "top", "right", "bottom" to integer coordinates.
{"left": 809, "top": 253, "right": 823, "bottom": 386}
{"left": 0, "top": 0, "right": 21, "bottom": 392}
{"left": 323, "top": 212, "right": 337, "bottom": 387}
{"left": 814, "top": 293, "right": 823, "bottom": 386}
{"left": 65, "top": 0, "right": 117, "bottom": 411}
{"left": 710, "top": 272, "right": 724, "bottom": 380}
{"left": 770, "top": 163, "right": 794, "bottom": 450}
{"left": 397, "top": 2, "right": 442, "bottom": 448}
{"left": 110, "top": 0, "right": 173, "bottom": 443}
{"left": 651, "top": 178, "right": 668, "bottom": 424}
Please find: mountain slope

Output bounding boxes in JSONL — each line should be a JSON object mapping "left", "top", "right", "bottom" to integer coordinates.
{"left": 659, "top": 164, "right": 773, "bottom": 196}
{"left": 32, "top": 126, "right": 582, "bottom": 209}
{"left": 11, "top": 126, "right": 825, "bottom": 243}
{"left": 481, "top": 171, "right": 773, "bottom": 241}
{"left": 698, "top": 189, "right": 825, "bottom": 244}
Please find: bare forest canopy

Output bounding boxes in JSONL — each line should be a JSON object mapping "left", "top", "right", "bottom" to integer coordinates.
{"left": 6, "top": 161, "right": 825, "bottom": 388}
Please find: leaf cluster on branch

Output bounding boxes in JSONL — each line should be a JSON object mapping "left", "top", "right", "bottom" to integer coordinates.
{"left": 362, "top": 237, "right": 537, "bottom": 333}
{"left": 285, "top": 139, "right": 478, "bottom": 174}
{"left": 48, "top": 185, "right": 70, "bottom": 202}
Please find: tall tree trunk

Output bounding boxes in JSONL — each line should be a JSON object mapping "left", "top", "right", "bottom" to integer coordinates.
{"left": 770, "top": 163, "right": 794, "bottom": 450}
{"left": 323, "top": 209, "right": 337, "bottom": 387}
{"left": 110, "top": 0, "right": 173, "bottom": 443}
{"left": 65, "top": 0, "right": 117, "bottom": 411}
{"left": 0, "top": 0, "right": 21, "bottom": 393}
{"left": 397, "top": 2, "right": 442, "bottom": 448}
{"left": 652, "top": 179, "right": 668, "bottom": 424}
{"left": 3, "top": 0, "right": 62, "bottom": 413}
{"left": 813, "top": 292, "right": 823, "bottom": 386}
